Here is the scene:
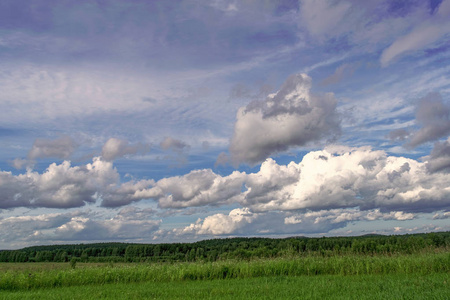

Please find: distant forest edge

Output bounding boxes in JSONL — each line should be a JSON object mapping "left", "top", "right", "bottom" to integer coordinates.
{"left": 1, "top": 232, "right": 449, "bottom": 263}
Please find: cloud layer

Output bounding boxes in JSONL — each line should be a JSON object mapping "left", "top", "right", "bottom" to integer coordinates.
{"left": 2, "top": 146, "right": 450, "bottom": 214}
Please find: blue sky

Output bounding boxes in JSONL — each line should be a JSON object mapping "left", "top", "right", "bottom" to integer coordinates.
{"left": 1, "top": 0, "right": 450, "bottom": 249}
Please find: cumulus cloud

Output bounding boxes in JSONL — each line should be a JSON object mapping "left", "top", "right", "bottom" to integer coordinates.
{"left": 101, "top": 138, "right": 149, "bottom": 161}
{"left": 0, "top": 158, "right": 114, "bottom": 208}
{"left": 113, "top": 146, "right": 450, "bottom": 215}
{"left": 0, "top": 157, "right": 156, "bottom": 209}
{"left": 229, "top": 73, "right": 340, "bottom": 165}
{"left": 174, "top": 207, "right": 416, "bottom": 238}
{"left": 3, "top": 145, "right": 450, "bottom": 222}
{"left": 154, "top": 169, "right": 245, "bottom": 209}
{"left": 241, "top": 158, "right": 300, "bottom": 208}
{"left": 406, "top": 92, "right": 450, "bottom": 148}
{"left": 243, "top": 146, "right": 450, "bottom": 213}
{"left": 28, "top": 136, "right": 77, "bottom": 160}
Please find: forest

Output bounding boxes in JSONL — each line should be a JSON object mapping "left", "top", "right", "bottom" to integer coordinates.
{"left": 1, "top": 231, "right": 449, "bottom": 263}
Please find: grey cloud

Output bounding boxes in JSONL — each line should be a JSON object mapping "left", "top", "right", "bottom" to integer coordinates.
{"left": 201, "top": 141, "right": 210, "bottom": 150}
{"left": 0, "top": 210, "right": 85, "bottom": 246}
{"left": 10, "top": 158, "right": 29, "bottom": 170}
{"left": 160, "top": 137, "right": 189, "bottom": 153}
{"left": 48, "top": 217, "right": 161, "bottom": 241}
{"left": 229, "top": 83, "right": 252, "bottom": 99}
{"left": 214, "top": 152, "right": 229, "bottom": 167}
{"left": 101, "top": 138, "right": 150, "bottom": 161}
{"left": 28, "top": 136, "right": 77, "bottom": 160}
{"left": 25, "top": 210, "right": 161, "bottom": 243}
{"left": 425, "top": 137, "right": 450, "bottom": 173}
{"left": 100, "top": 179, "right": 159, "bottom": 207}
{"left": 155, "top": 169, "right": 245, "bottom": 208}
{"left": 115, "top": 206, "right": 156, "bottom": 221}
{"left": 387, "top": 128, "right": 410, "bottom": 141}
{"left": 406, "top": 92, "right": 450, "bottom": 148}
{"left": 432, "top": 211, "right": 450, "bottom": 219}
{"left": 229, "top": 73, "right": 340, "bottom": 165}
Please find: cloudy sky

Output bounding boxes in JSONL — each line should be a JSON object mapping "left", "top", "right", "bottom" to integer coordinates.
{"left": 1, "top": 0, "right": 450, "bottom": 249}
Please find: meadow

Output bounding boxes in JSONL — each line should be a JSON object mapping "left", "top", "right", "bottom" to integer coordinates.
{"left": 0, "top": 233, "right": 449, "bottom": 298}
{"left": 0, "top": 252, "right": 449, "bottom": 299}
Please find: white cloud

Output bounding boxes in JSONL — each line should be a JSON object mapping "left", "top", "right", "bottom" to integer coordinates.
{"left": 229, "top": 74, "right": 340, "bottom": 165}
{"left": 173, "top": 207, "right": 416, "bottom": 238}
{"left": 0, "top": 157, "right": 156, "bottom": 209}
{"left": 122, "top": 146, "right": 450, "bottom": 215}
{"left": 181, "top": 208, "right": 257, "bottom": 235}
{"left": 244, "top": 146, "right": 450, "bottom": 213}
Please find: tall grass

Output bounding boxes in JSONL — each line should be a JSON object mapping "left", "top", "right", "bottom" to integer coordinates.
{"left": 0, "top": 252, "right": 448, "bottom": 291}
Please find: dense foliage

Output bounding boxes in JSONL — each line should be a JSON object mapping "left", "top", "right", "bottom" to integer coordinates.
{"left": 0, "top": 232, "right": 449, "bottom": 263}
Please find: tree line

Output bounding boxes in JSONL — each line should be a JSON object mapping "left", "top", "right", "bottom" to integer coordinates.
{"left": 0, "top": 232, "right": 448, "bottom": 263}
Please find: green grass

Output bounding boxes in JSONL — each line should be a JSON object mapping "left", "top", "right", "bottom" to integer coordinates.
{"left": 1, "top": 274, "right": 448, "bottom": 300}
{"left": 0, "top": 252, "right": 448, "bottom": 299}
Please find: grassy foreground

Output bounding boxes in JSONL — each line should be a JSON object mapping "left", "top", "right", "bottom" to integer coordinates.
{"left": 0, "top": 252, "right": 448, "bottom": 299}
{"left": 0, "top": 274, "right": 448, "bottom": 300}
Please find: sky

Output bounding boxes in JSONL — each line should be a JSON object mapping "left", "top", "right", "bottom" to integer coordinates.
{"left": 1, "top": 0, "right": 450, "bottom": 249}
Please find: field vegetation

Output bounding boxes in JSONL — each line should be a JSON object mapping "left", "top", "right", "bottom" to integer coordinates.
{"left": 0, "top": 232, "right": 448, "bottom": 298}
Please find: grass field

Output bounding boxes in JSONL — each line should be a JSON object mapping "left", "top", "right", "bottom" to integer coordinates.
{"left": 1, "top": 274, "right": 449, "bottom": 299}
{"left": 0, "top": 252, "right": 448, "bottom": 299}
